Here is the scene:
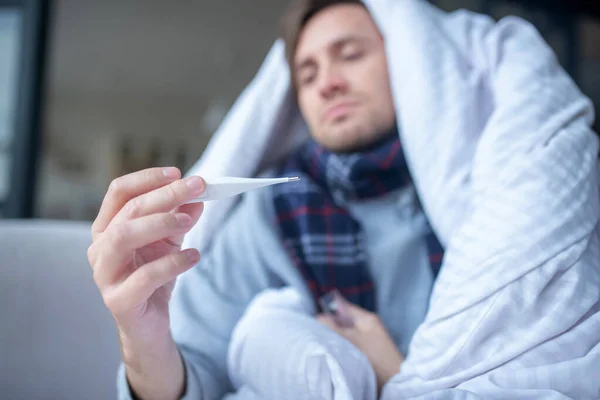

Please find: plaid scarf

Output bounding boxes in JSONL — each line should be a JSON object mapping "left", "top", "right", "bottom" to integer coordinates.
{"left": 272, "top": 131, "right": 444, "bottom": 312}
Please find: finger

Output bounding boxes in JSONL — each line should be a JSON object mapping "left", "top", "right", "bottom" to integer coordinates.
{"left": 165, "top": 202, "right": 205, "bottom": 247}
{"left": 343, "top": 302, "right": 381, "bottom": 332}
{"left": 317, "top": 314, "right": 360, "bottom": 344}
{"left": 92, "top": 167, "right": 181, "bottom": 240}
{"left": 174, "top": 202, "right": 205, "bottom": 222}
{"left": 103, "top": 248, "right": 200, "bottom": 315}
{"left": 342, "top": 301, "right": 373, "bottom": 319}
{"left": 111, "top": 176, "right": 205, "bottom": 225}
{"left": 317, "top": 314, "right": 342, "bottom": 332}
{"left": 92, "top": 212, "right": 195, "bottom": 286}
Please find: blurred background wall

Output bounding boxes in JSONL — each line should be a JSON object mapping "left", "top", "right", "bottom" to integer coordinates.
{"left": 36, "top": 0, "right": 289, "bottom": 220}
{"left": 0, "top": 0, "right": 598, "bottom": 221}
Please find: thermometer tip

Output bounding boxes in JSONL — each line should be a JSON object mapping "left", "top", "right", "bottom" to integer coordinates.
{"left": 288, "top": 176, "right": 300, "bottom": 181}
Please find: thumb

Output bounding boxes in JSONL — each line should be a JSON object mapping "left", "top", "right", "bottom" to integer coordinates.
{"left": 340, "top": 301, "right": 382, "bottom": 332}
{"left": 317, "top": 314, "right": 340, "bottom": 331}
{"left": 341, "top": 300, "right": 373, "bottom": 319}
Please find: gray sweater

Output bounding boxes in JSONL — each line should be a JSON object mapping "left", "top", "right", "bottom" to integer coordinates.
{"left": 117, "top": 181, "right": 434, "bottom": 399}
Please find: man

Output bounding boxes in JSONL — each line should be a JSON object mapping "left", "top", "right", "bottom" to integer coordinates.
{"left": 87, "top": 0, "right": 600, "bottom": 399}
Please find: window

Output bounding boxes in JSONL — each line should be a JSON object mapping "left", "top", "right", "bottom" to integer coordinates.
{"left": 0, "top": 8, "right": 21, "bottom": 216}
{"left": 0, "top": 0, "right": 49, "bottom": 218}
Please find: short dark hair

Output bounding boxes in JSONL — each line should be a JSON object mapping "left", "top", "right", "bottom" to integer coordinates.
{"left": 278, "top": 0, "right": 364, "bottom": 84}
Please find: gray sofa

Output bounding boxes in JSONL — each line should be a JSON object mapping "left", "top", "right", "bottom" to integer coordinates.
{"left": 0, "top": 220, "right": 121, "bottom": 400}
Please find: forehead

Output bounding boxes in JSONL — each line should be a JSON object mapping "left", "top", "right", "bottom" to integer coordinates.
{"left": 294, "top": 4, "right": 381, "bottom": 62}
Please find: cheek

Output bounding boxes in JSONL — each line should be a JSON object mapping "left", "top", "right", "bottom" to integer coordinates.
{"left": 372, "top": 63, "right": 392, "bottom": 93}
{"left": 369, "top": 64, "right": 395, "bottom": 110}
{"left": 351, "top": 60, "right": 391, "bottom": 99}
{"left": 299, "top": 94, "right": 320, "bottom": 124}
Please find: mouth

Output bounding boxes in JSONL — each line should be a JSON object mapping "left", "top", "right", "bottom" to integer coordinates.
{"left": 323, "top": 101, "right": 358, "bottom": 122}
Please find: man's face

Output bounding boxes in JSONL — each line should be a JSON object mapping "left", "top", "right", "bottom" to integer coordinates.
{"left": 293, "top": 4, "right": 396, "bottom": 153}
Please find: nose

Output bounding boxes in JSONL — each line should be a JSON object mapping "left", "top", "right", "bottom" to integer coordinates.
{"left": 318, "top": 65, "right": 348, "bottom": 99}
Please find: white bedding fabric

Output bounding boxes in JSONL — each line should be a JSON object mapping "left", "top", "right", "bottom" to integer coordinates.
{"left": 184, "top": 0, "right": 600, "bottom": 398}
{"left": 226, "top": 287, "right": 378, "bottom": 400}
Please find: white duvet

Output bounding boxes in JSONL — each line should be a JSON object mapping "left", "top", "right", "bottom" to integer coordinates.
{"left": 183, "top": 0, "right": 600, "bottom": 398}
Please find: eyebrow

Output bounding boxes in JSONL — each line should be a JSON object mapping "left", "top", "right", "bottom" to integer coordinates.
{"left": 294, "top": 34, "right": 371, "bottom": 73}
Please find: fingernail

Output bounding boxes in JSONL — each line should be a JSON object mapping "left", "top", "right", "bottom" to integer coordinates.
{"left": 175, "top": 213, "right": 193, "bottom": 227}
{"left": 163, "top": 167, "right": 179, "bottom": 179}
{"left": 186, "top": 176, "right": 205, "bottom": 192}
{"left": 184, "top": 249, "right": 200, "bottom": 263}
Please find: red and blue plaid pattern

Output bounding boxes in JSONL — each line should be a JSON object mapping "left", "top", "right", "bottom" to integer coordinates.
{"left": 272, "top": 132, "right": 444, "bottom": 312}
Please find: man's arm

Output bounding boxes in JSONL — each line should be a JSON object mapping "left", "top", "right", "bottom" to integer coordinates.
{"left": 113, "top": 187, "right": 295, "bottom": 400}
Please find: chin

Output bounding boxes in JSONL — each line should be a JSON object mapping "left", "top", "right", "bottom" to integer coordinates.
{"left": 322, "top": 134, "right": 374, "bottom": 153}
{"left": 321, "top": 123, "right": 379, "bottom": 153}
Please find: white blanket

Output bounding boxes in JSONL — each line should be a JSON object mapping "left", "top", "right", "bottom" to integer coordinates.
{"left": 184, "top": 0, "right": 600, "bottom": 398}
{"left": 226, "top": 287, "right": 377, "bottom": 400}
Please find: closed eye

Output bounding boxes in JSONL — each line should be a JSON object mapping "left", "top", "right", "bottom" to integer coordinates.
{"left": 339, "top": 40, "right": 366, "bottom": 62}
{"left": 298, "top": 70, "right": 317, "bottom": 86}
{"left": 342, "top": 50, "right": 364, "bottom": 61}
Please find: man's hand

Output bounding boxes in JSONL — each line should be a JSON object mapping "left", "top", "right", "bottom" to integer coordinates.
{"left": 317, "top": 301, "right": 404, "bottom": 393}
{"left": 86, "top": 167, "right": 206, "bottom": 400}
